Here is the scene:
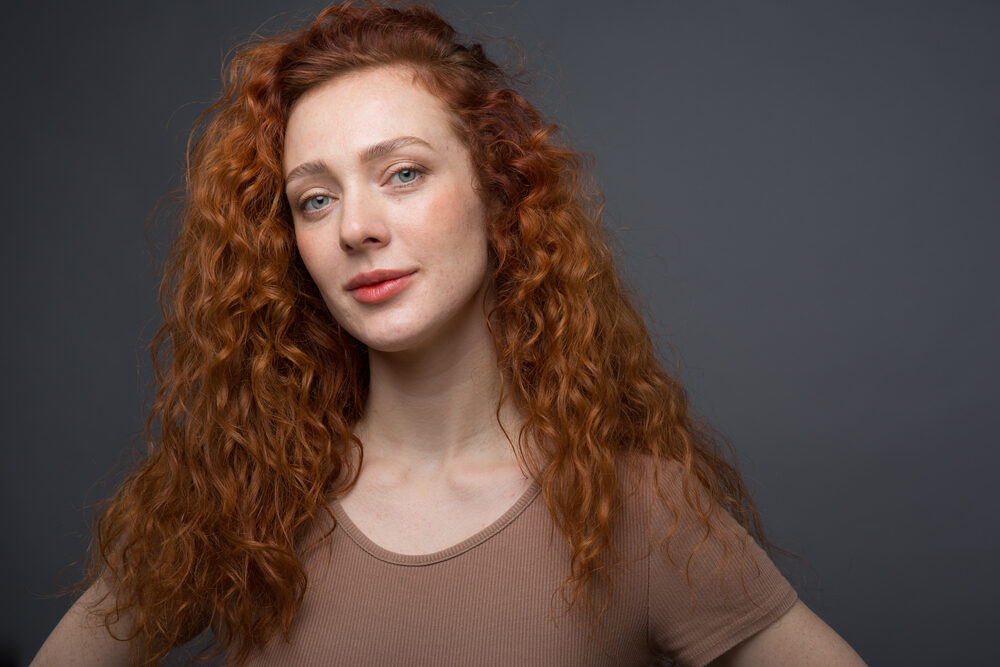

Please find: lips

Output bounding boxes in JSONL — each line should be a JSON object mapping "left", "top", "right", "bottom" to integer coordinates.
{"left": 348, "top": 272, "right": 415, "bottom": 304}
{"left": 345, "top": 268, "right": 417, "bottom": 291}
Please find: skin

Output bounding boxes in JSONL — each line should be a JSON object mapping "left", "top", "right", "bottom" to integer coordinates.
{"left": 285, "top": 66, "right": 495, "bottom": 359}
{"left": 33, "top": 64, "right": 866, "bottom": 666}
{"left": 285, "top": 65, "right": 533, "bottom": 554}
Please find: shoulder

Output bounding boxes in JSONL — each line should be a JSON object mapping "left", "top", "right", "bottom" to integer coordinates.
{"left": 615, "top": 453, "right": 800, "bottom": 667}
{"left": 616, "top": 452, "right": 761, "bottom": 555}
{"left": 615, "top": 452, "right": 717, "bottom": 533}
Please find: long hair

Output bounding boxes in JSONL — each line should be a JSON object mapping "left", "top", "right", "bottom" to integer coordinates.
{"left": 85, "top": 1, "right": 773, "bottom": 663}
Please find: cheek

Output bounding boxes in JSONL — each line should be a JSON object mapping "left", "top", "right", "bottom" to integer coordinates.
{"left": 294, "top": 235, "right": 314, "bottom": 274}
{"left": 294, "top": 230, "right": 329, "bottom": 285}
{"left": 428, "top": 187, "right": 489, "bottom": 248}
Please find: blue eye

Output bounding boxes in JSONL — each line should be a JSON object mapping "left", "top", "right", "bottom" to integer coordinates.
{"left": 304, "top": 195, "right": 331, "bottom": 211}
{"left": 392, "top": 167, "right": 421, "bottom": 184}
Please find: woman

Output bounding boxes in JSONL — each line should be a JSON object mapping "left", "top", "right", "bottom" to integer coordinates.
{"left": 34, "top": 2, "right": 864, "bottom": 665}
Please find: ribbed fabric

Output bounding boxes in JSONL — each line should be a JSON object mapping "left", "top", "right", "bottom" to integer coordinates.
{"left": 240, "top": 459, "right": 797, "bottom": 666}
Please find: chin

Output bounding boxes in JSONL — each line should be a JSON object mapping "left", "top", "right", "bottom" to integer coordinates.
{"left": 364, "top": 339, "right": 417, "bottom": 354}
{"left": 359, "top": 317, "right": 467, "bottom": 356}
{"left": 355, "top": 326, "right": 428, "bottom": 354}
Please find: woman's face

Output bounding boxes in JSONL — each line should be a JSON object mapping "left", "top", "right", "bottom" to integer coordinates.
{"left": 283, "top": 66, "right": 491, "bottom": 354}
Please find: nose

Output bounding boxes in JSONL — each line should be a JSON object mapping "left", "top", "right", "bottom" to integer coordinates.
{"left": 338, "top": 188, "right": 389, "bottom": 253}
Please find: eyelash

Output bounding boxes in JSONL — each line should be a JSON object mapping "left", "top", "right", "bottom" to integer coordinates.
{"left": 387, "top": 163, "right": 425, "bottom": 187}
{"left": 295, "top": 164, "right": 425, "bottom": 215}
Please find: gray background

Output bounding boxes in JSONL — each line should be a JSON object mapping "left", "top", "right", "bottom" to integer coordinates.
{"left": 2, "top": 1, "right": 998, "bottom": 665}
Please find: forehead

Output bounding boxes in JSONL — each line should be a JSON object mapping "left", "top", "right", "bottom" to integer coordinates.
{"left": 283, "top": 66, "right": 461, "bottom": 170}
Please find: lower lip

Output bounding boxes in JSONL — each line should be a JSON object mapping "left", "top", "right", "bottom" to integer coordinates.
{"left": 349, "top": 273, "right": 415, "bottom": 304}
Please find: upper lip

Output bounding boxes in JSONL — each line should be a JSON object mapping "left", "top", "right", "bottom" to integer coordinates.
{"left": 345, "top": 268, "right": 417, "bottom": 290}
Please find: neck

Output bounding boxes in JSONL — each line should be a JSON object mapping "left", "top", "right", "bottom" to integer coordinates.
{"left": 353, "top": 301, "right": 525, "bottom": 472}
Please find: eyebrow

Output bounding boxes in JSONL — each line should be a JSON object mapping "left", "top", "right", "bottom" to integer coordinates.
{"left": 284, "top": 135, "right": 434, "bottom": 185}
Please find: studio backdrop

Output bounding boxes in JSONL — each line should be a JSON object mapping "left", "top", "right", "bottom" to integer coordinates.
{"left": 2, "top": 2, "right": 998, "bottom": 665}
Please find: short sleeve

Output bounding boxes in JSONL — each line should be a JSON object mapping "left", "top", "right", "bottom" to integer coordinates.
{"left": 644, "top": 462, "right": 798, "bottom": 667}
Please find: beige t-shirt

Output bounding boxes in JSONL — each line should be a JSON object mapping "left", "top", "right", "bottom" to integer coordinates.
{"left": 241, "top": 461, "right": 797, "bottom": 666}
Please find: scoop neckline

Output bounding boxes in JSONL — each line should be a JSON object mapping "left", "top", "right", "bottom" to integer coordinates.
{"left": 329, "top": 479, "right": 541, "bottom": 566}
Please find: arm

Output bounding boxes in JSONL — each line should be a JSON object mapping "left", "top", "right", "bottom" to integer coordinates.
{"left": 708, "top": 599, "right": 866, "bottom": 667}
{"left": 31, "top": 581, "right": 133, "bottom": 667}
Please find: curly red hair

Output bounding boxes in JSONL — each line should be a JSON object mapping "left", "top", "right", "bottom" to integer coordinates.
{"left": 85, "top": 1, "right": 773, "bottom": 663}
